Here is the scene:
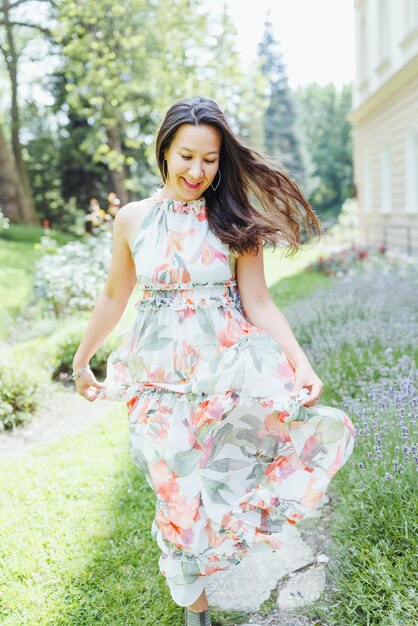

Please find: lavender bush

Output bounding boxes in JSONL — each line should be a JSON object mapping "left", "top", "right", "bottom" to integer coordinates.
{"left": 286, "top": 266, "right": 418, "bottom": 402}
{"left": 284, "top": 266, "right": 418, "bottom": 625}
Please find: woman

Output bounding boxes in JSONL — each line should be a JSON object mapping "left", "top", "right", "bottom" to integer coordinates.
{"left": 72, "top": 95, "right": 356, "bottom": 626}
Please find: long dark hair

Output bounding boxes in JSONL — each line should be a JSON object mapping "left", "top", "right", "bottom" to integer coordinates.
{"left": 155, "top": 95, "right": 322, "bottom": 257}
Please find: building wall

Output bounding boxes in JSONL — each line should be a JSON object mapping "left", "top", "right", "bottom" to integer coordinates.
{"left": 350, "top": 0, "right": 418, "bottom": 254}
{"left": 354, "top": 0, "right": 418, "bottom": 109}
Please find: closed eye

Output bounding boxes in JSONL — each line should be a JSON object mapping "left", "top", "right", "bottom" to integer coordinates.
{"left": 181, "top": 155, "right": 217, "bottom": 164}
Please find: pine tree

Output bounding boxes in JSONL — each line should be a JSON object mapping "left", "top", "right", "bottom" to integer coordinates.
{"left": 257, "top": 12, "right": 305, "bottom": 185}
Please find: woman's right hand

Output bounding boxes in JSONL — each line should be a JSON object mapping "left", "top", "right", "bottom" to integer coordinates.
{"left": 74, "top": 369, "right": 104, "bottom": 402}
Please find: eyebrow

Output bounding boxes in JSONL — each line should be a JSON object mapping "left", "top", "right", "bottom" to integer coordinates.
{"left": 179, "top": 147, "right": 219, "bottom": 155}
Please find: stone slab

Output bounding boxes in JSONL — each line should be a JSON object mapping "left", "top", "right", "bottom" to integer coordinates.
{"left": 206, "top": 525, "right": 315, "bottom": 612}
{"left": 277, "top": 565, "right": 327, "bottom": 609}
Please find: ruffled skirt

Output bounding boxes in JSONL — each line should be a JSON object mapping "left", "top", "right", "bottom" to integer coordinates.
{"left": 95, "top": 284, "right": 356, "bottom": 606}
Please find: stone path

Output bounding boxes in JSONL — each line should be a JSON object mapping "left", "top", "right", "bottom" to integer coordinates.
{"left": 207, "top": 500, "right": 332, "bottom": 626}
{"left": 1, "top": 383, "right": 332, "bottom": 625}
{"left": 0, "top": 382, "right": 110, "bottom": 457}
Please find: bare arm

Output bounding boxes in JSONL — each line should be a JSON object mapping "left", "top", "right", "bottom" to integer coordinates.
{"left": 236, "top": 246, "right": 324, "bottom": 406}
{"left": 72, "top": 205, "right": 138, "bottom": 373}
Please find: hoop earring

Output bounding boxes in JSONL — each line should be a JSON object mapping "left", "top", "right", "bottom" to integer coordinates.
{"left": 162, "top": 159, "right": 168, "bottom": 182}
{"left": 210, "top": 169, "right": 221, "bottom": 192}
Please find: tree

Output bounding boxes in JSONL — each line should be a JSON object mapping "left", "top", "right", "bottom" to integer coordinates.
{"left": 257, "top": 12, "right": 305, "bottom": 184}
{"left": 0, "top": 120, "right": 30, "bottom": 221}
{"left": 52, "top": 0, "right": 209, "bottom": 204}
{"left": 0, "top": 0, "right": 52, "bottom": 223}
{"left": 294, "top": 82, "right": 354, "bottom": 219}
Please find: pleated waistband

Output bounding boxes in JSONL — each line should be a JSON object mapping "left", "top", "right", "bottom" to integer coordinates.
{"left": 134, "top": 279, "right": 242, "bottom": 311}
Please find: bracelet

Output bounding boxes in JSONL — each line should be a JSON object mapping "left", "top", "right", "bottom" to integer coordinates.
{"left": 71, "top": 365, "right": 91, "bottom": 381}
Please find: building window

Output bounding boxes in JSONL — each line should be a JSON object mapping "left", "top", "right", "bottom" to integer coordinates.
{"left": 362, "top": 155, "right": 372, "bottom": 213}
{"left": 378, "top": 0, "right": 390, "bottom": 60}
{"left": 380, "top": 143, "right": 391, "bottom": 214}
{"left": 405, "top": 125, "right": 418, "bottom": 213}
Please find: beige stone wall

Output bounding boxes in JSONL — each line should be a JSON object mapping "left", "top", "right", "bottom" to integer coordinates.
{"left": 353, "top": 72, "right": 418, "bottom": 254}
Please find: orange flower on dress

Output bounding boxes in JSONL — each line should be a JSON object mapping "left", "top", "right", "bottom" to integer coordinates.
{"left": 152, "top": 263, "right": 191, "bottom": 285}
{"left": 217, "top": 310, "right": 262, "bottom": 347}
{"left": 300, "top": 475, "right": 325, "bottom": 507}
{"left": 173, "top": 339, "right": 201, "bottom": 379}
{"left": 204, "top": 518, "right": 229, "bottom": 549}
{"left": 165, "top": 228, "right": 195, "bottom": 257}
{"left": 263, "top": 412, "right": 292, "bottom": 441}
{"left": 201, "top": 240, "right": 229, "bottom": 266}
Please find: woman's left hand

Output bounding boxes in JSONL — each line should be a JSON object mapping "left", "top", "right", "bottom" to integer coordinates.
{"left": 289, "top": 360, "right": 324, "bottom": 407}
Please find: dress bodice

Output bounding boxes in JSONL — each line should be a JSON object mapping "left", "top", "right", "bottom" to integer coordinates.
{"left": 129, "top": 189, "right": 239, "bottom": 291}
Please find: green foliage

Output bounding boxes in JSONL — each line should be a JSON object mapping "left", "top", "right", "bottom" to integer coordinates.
{"left": 294, "top": 82, "right": 354, "bottom": 218}
{"left": 0, "top": 356, "right": 48, "bottom": 430}
{"left": 0, "top": 206, "right": 10, "bottom": 230}
{"left": 51, "top": 326, "right": 119, "bottom": 380}
{"left": 307, "top": 243, "right": 387, "bottom": 277}
{"left": 33, "top": 231, "right": 112, "bottom": 317}
{"left": 257, "top": 15, "right": 305, "bottom": 184}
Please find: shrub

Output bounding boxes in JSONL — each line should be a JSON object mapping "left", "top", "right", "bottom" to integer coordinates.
{"left": 0, "top": 357, "right": 48, "bottom": 430}
{"left": 307, "top": 243, "right": 388, "bottom": 277}
{"left": 51, "top": 327, "right": 120, "bottom": 380}
{"left": 32, "top": 231, "right": 112, "bottom": 317}
{"left": 0, "top": 206, "right": 10, "bottom": 231}
{"left": 286, "top": 265, "right": 418, "bottom": 402}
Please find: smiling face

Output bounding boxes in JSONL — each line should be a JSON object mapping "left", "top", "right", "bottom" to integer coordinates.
{"left": 162, "top": 123, "right": 221, "bottom": 201}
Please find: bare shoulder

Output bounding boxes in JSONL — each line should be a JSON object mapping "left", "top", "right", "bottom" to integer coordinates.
{"left": 114, "top": 196, "right": 156, "bottom": 249}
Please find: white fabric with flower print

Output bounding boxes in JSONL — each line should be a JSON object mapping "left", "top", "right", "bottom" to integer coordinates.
{"left": 95, "top": 187, "right": 356, "bottom": 607}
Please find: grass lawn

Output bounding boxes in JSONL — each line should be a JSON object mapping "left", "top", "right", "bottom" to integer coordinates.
{"left": 0, "top": 401, "right": 246, "bottom": 626}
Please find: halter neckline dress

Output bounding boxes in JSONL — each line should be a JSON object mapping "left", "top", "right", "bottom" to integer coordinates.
{"left": 96, "top": 188, "right": 356, "bottom": 607}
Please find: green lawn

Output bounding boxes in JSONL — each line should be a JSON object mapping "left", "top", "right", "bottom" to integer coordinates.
{"left": 0, "top": 402, "right": 246, "bottom": 626}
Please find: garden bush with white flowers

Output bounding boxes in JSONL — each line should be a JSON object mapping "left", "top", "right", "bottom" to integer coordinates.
{"left": 33, "top": 231, "right": 112, "bottom": 317}
{"left": 0, "top": 207, "right": 10, "bottom": 231}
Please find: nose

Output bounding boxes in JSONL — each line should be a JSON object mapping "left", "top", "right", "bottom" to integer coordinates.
{"left": 188, "top": 161, "right": 204, "bottom": 180}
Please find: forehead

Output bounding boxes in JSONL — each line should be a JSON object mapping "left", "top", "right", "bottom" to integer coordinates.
{"left": 171, "top": 123, "right": 221, "bottom": 152}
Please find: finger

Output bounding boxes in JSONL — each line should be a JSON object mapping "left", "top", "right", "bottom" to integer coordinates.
{"left": 86, "top": 386, "right": 98, "bottom": 401}
{"left": 300, "top": 386, "right": 322, "bottom": 406}
{"left": 289, "top": 386, "right": 301, "bottom": 398}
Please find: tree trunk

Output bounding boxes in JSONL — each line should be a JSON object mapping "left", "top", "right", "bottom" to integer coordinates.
{"left": 2, "top": 0, "right": 38, "bottom": 224}
{"left": 0, "top": 123, "right": 36, "bottom": 223}
{"left": 106, "top": 125, "right": 130, "bottom": 206}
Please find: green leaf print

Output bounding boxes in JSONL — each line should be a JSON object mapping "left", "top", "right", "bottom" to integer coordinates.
{"left": 225, "top": 428, "right": 262, "bottom": 449}
{"left": 141, "top": 327, "right": 173, "bottom": 351}
{"left": 207, "top": 458, "right": 250, "bottom": 473}
{"left": 170, "top": 449, "right": 201, "bottom": 477}
{"left": 212, "top": 422, "right": 234, "bottom": 457}
{"left": 179, "top": 561, "right": 203, "bottom": 584}
{"left": 248, "top": 342, "right": 263, "bottom": 373}
{"left": 238, "top": 414, "right": 265, "bottom": 430}
{"left": 200, "top": 475, "right": 235, "bottom": 505}
{"left": 315, "top": 416, "right": 345, "bottom": 443}
{"left": 196, "top": 308, "right": 216, "bottom": 336}
{"left": 228, "top": 361, "right": 245, "bottom": 389}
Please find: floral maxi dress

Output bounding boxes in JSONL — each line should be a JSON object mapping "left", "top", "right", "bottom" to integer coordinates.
{"left": 95, "top": 189, "right": 356, "bottom": 607}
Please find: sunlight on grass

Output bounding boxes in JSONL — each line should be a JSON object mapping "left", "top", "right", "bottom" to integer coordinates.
{"left": 263, "top": 239, "right": 328, "bottom": 287}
